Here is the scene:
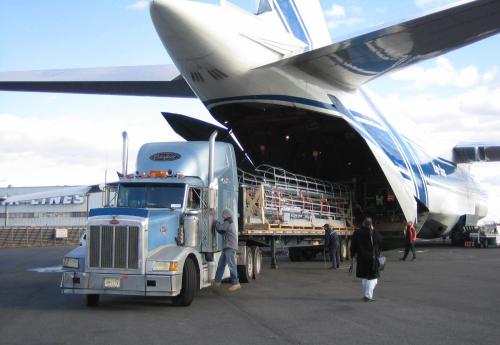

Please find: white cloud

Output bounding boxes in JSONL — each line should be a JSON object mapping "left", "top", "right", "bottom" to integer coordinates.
{"left": 471, "top": 163, "right": 500, "bottom": 223}
{"left": 483, "top": 67, "right": 498, "bottom": 82}
{"left": 368, "top": 80, "right": 500, "bottom": 220}
{"left": 327, "top": 17, "right": 365, "bottom": 29}
{"left": 0, "top": 96, "right": 212, "bottom": 187}
{"left": 127, "top": 1, "right": 149, "bottom": 10}
{"left": 324, "top": 3, "right": 365, "bottom": 29}
{"left": 325, "top": 4, "right": 346, "bottom": 18}
{"left": 415, "top": 0, "right": 472, "bottom": 10}
{"left": 390, "top": 57, "right": 481, "bottom": 89}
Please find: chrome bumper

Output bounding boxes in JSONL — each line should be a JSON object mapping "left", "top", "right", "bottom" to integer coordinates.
{"left": 61, "top": 271, "right": 182, "bottom": 297}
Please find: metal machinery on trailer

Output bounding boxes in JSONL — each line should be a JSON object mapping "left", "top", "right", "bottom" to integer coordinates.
{"left": 61, "top": 133, "right": 354, "bottom": 306}
{"left": 238, "top": 165, "right": 354, "bottom": 265}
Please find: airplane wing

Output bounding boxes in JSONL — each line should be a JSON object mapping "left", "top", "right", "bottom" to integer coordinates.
{"left": 260, "top": 0, "right": 500, "bottom": 90}
{"left": 0, "top": 64, "right": 196, "bottom": 97}
{"left": 453, "top": 141, "right": 500, "bottom": 163}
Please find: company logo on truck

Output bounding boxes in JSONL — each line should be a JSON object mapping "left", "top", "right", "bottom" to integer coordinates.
{"left": 149, "top": 152, "right": 181, "bottom": 161}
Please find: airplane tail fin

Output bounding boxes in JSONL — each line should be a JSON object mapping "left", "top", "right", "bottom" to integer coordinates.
{"left": 261, "top": 0, "right": 331, "bottom": 50}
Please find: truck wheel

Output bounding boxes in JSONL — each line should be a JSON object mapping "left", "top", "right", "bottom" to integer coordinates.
{"left": 173, "top": 257, "right": 197, "bottom": 306}
{"left": 295, "top": 249, "right": 303, "bottom": 262}
{"left": 86, "top": 294, "right": 99, "bottom": 307}
{"left": 238, "top": 248, "right": 253, "bottom": 283}
{"left": 251, "top": 246, "right": 262, "bottom": 279}
{"left": 303, "top": 249, "right": 313, "bottom": 261}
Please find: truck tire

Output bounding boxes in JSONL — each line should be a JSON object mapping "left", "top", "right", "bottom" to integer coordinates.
{"left": 86, "top": 294, "right": 99, "bottom": 307}
{"left": 303, "top": 249, "right": 313, "bottom": 261}
{"left": 173, "top": 257, "right": 197, "bottom": 306}
{"left": 451, "top": 231, "right": 464, "bottom": 246}
{"left": 251, "top": 246, "right": 262, "bottom": 279}
{"left": 289, "top": 248, "right": 299, "bottom": 262}
{"left": 289, "top": 248, "right": 303, "bottom": 262}
{"left": 238, "top": 248, "right": 253, "bottom": 283}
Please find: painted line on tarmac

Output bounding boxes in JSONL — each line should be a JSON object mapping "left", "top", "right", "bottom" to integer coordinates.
{"left": 397, "top": 250, "right": 428, "bottom": 253}
{"left": 28, "top": 266, "right": 63, "bottom": 273}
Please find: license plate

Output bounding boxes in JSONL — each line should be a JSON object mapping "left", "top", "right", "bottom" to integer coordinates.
{"left": 104, "top": 277, "right": 120, "bottom": 288}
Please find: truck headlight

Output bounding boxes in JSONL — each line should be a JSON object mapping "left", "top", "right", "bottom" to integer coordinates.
{"left": 152, "top": 261, "right": 178, "bottom": 272}
{"left": 63, "top": 257, "right": 80, "bottom": 269}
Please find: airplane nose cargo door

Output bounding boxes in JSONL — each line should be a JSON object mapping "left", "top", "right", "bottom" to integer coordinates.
{"left": 330, "top": 92, "right": 420, "bottom": 226}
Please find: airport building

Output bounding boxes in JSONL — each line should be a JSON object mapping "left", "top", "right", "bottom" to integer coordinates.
{"left": 0, "top": 185, "right": 104, "bottom": 227}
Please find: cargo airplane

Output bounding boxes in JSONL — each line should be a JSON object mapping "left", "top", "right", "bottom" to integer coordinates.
{"left": 1, "top": 0, "right": 500, "bottom": 241}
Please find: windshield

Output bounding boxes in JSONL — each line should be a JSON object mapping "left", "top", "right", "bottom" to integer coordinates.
{"left": 117, "top": 183, "right": 185, "bottom": 209}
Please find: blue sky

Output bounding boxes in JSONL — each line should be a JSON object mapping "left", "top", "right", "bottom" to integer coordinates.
{"left": 1, "top": 0, "right": 499, "bottom": 220}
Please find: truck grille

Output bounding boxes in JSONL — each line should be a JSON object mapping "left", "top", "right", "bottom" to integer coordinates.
{"left": 88, "top": 225, "right": 140, "bottom": 269}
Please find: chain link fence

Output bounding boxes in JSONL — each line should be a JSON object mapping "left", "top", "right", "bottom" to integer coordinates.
{"left": 0, "top": 226, "right": 85, "bottom": 248}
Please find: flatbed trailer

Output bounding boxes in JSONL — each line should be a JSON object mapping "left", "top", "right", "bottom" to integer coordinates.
{"left": 237, "top": 165, "right": 355, "bottom": 266}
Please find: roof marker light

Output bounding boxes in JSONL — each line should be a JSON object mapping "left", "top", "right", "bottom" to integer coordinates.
{"left": 150, "top": 170, "right": 168, "bottom": 178}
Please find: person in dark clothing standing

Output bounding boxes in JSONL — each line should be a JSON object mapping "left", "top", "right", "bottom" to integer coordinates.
{"left": 350, "top": 217, "right": 383, "bottom": 302}
{"left": 400, "top": 221, "right": 417, "bottom": 261}
{"left": 324, "top": 223, "right": 340, "bottom": 269}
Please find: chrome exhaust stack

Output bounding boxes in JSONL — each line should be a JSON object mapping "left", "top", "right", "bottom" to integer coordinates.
{"left": 208, "top": 131, "right": 218, "bottom": 189}
{"left": 122, "top": 131, "right": 129, "bottom": 176}
{"left": 207, "top": 131, "right": 218, "bottom": 254}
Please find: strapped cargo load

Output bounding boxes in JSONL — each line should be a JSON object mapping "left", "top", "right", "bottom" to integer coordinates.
{"left": 239, "top": 165, "right": 354, "bottom": 235}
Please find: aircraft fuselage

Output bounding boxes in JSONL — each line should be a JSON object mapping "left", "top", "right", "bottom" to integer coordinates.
{"left": 150, "top": 0, "right": 488, "bottom": 238}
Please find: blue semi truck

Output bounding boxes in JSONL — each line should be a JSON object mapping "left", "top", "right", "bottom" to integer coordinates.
{"left": 61, "top": 133, "right": 354, "bottom": 306}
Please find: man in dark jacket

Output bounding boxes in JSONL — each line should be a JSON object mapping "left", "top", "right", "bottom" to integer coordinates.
{"left": 401, "top": 221, "right": 417, "bottom": 261}
{"left": 324, "top": 224, "right": 340, "bottom": 269}
{"left": 350, "top": 217, "right": 382, "bottom": 302}
{"left": 211, "top": 208, "right": 240, "bottom": 292}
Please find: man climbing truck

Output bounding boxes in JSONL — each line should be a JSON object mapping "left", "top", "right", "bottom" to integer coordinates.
{"left": 61, "top": 132, "right": 354, "bottom": 306}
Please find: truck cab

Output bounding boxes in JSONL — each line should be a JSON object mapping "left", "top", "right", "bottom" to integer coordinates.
{"left": 61, "top": 139, "right": 240, "bottom": 306}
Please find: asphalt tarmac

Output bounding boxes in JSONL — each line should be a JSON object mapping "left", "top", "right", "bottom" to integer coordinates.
{"left": 0, "top": 243, "right": 499, "bottom": 345}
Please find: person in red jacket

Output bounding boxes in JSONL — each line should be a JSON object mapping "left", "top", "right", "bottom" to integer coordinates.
{"left": 400, "top": 221, "right": 417, "bottom": 261}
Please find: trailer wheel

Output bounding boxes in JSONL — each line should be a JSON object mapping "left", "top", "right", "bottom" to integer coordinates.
{"left": 86, "top": 294, "right": 99, "bottom": 307}
{"left": 238, "top": 248, "right": 253, "bottom": 283}
{"left": 303, "top": 249, "right": 314, "bottom": 261}
{"left": 289, "top": 248, "right": 299, "bottom": 262}
{"left": 251, "top": 246, "right": 262, "bottom": 279}
{"left": 173, "top": 257, "right": 197, "bottom": 306}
